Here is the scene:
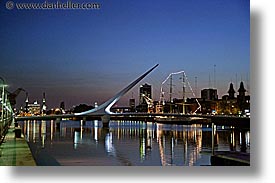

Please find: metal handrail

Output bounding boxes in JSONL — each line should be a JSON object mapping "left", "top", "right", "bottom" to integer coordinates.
{"left": 0, "top": 77, "right": 13, "bottom": 145}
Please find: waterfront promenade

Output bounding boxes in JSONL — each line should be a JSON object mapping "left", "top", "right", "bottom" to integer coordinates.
{"left": 0, "top": 124, "right": 36, "bottom": 166}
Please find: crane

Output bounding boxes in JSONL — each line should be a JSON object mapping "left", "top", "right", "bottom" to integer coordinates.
{"left": 7, "top": 88, "right": 25, "bottom": 107}
{"left": 141, "top": 93, "right": 154, "bottom": 113}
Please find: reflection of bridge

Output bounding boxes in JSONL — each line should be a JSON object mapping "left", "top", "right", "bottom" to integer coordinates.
{"left": 15, "top": 113, "right": 250, "bottom": 128}
{"left": 19, "top": 119, "right": 249, "bottom": 165}
{"left": 14, "top": 64, "right": 249, "bottom": 128}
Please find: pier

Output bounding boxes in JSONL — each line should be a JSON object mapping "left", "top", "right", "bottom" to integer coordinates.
{"left": 0, "top": 123, "right": 36, "bottom": 166}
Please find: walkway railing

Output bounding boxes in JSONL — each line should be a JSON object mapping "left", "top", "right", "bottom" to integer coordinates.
{"left": 0, "top": 78, "right": 13, "bottom": 144}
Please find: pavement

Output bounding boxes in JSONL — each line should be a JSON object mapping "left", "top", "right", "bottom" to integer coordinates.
{"left": 0, "top": 124, "right": 36, "bottom": 166}
{"left": 211, "top": 151, "right": 250, "bottom": 166}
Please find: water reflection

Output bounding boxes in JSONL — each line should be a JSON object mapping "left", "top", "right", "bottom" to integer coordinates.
{"left": 156, "top": 124, "right": 203, "bottom": 166}
{"left": 18, "top": 120, "right": 250, "bottom": 166}
{"left": 105, "top": 132, "right": 116, "bottom": 156}
{"left": 41, "top": 120, "right": 46, "bottom": 148}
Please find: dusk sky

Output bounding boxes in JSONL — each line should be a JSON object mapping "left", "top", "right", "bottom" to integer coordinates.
{"left": 0, "top": 0, "right": 250, "bottom": 109}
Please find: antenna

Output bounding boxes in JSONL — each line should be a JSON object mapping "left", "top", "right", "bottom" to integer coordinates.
{"left": 214, "top": 64, "right": 216, "bottom": 88}
{"left": 208, "top": 73, "right": 211, "bottom": 88}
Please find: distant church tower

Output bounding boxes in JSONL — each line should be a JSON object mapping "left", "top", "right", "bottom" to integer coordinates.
{"left": 237, "top": 81, "right": 247, "bottom": 113}
{"left": 238, "top": 81, "right": 246, "bottom": 99}
{"left": 228, "top": 83, "right": 236, "bottom": 99}
{"left": 41, "top": 92, "right": 47, "bottom": 115}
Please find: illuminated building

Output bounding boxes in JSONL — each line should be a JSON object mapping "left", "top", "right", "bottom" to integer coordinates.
{"left": 216, "top": 82, "right": 250, "bottom": 115}
{"left": 217, "top": 83, "right": 238, "bottom": 114}
{"left": 137, "top": 83, "right": 152, "bottom": 112}
{"left": 237, "top": 81, "right": 250, "bottom": 115}
{"left": 28, "top": 100, "right": 41, "bottom": 115}
{"left": 139, "top": 83, "right": 152, "bottom": 105}
{"left": 41, "top": 92, "right": 47, "bottom": 115}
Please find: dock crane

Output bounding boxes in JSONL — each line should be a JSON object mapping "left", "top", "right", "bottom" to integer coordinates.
{"left": 141, "top": 93, "right": 154, "bottom": 113}
{"left": 7, "top": 88, "right": 25, "bottom": 107}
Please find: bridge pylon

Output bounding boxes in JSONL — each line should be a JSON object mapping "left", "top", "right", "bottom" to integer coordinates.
{"left": 74, "top": 64, "right": 159, "bottom": 123}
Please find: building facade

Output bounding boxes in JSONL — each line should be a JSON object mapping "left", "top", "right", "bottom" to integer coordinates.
{"left": 137, "top": 83, "right": 152, "bottom": 112}
{"left": 201, "top": 88, "right": 218, "bottom": 101}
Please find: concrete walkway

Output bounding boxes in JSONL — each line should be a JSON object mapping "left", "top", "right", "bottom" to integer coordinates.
{"left": 211, "top": 151, "right": 250, "bottom": 166}
{"left": 0, "top": 125, "right": 36, "bottom": 166}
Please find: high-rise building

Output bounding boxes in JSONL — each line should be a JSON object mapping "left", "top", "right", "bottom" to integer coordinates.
{"left": 129, "top": 98, "right": 135, "bottom": 108}
{"left": 139, "top": 83, "right": 152, "bottom": 105}
{"left": 201, "top": 88, "right": 218, "bottom": 101}
{"left": 129, "top": 98, "right": 135, "bottom": 112}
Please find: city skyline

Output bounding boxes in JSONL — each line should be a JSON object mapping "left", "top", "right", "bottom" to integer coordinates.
{"left": 0, "top": 0, "right": 250, "bottom": 109}
{"left": 10, "top": 70, "right": 249, "bottom": 111}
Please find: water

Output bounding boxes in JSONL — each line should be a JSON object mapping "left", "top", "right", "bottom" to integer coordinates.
{"left": 18, "top": 120, "right": 250, "bottom": 166}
